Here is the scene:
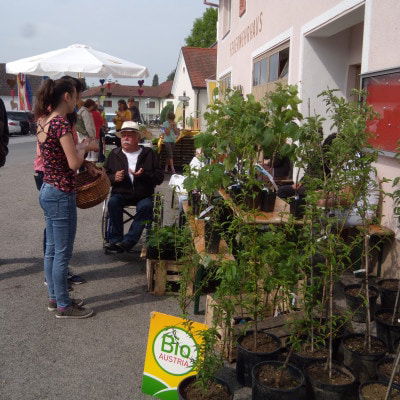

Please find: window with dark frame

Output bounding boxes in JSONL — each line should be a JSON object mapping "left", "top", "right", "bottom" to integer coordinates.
{"left": 252, "top": 45, "right": 289, "bottom": 87}
{"left": 148, "top": 101, "right": 156, "bottom": 109}
{"left": 103, "top": 100, "right": 112, "bottom": 107}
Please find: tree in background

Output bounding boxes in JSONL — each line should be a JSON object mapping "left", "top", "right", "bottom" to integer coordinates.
{"left": 166, "top": 70, "right": 176, "bottom": 81}
{"left": 160, "top": 102, "right": 174, "bottom": 124}
{"left": 185, "top": 8, "right": 217, "bottom": 48}
{"left": 152, "top": 74, "right": 159, "bottom": 87}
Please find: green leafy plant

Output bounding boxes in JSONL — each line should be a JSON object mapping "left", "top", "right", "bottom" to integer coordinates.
{"left": 147, "top": 225, "right": 189, "bottom": 260}
{"left": 160, "top": 102, "right": 174, "bottom": 124}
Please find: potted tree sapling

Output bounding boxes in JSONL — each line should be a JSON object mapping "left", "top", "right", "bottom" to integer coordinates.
{"left": 177, "top": 327, "right": 233, "bottom": 400}
{"left": 233, "top": 220, "right": 300, "bottom": 387}
{"left": 374, "top": 145, "right": 400, "bottom": 355}
{"left": 313, "top": 89, "right": 387, "bottom": 384}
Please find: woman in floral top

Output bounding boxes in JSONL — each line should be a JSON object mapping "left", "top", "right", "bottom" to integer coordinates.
{"left": 35, "top": 77, "right": 98, "bottom": 319}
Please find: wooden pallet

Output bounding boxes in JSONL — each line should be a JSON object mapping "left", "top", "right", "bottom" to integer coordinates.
{"left": 146, "top": 258, "right": 195, "bottom": 296}
{"left": 159, "top": 137, "right": 195, "bottom": 169}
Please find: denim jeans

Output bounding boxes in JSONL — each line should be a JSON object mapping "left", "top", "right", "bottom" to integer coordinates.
{"left": 107, "top": 194, "right": 153, "bottom": 246}
{"left": 34, "top": 171, "right": 46, "bottom": 254}
{"left": 39, "top": 183, "right": 76, "bottom": 308}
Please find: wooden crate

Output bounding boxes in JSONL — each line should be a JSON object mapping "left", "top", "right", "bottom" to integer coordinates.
{"left": 204, "top": 292, "right": 301, "bottom": 362}
{"left": 146, "top": 258, "right": 195, "bottom": 296}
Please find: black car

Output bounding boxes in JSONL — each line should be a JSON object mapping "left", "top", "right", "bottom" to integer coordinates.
{"left": 105, "top": 131, "right": 120, "bottom": 146}
{"left": 6, "top": 111, "right": 36, "bottom": 135}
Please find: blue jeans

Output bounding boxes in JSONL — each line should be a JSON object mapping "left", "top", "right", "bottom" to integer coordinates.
{"left": 107, "top": 194, "right": 153, "bottom": 246}
{"left": 34, "top": 171, "right": 46, "bottom": 254}
{"left": 39, "top": 183, "right": 76, "bottom": 308}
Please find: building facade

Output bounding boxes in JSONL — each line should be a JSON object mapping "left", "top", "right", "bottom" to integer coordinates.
{"left": 82, "top": 81, "right": 173, "bottom": 123}
{"left": 171, "top": 47, "right": 217, "bottom": 130}
{"left": 215, "top": 0, "right": 400, "bottom": 274}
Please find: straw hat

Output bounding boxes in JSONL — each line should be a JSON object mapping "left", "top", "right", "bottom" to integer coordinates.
{"left": 116, "top": 121, "right": 142, "bottom": 138}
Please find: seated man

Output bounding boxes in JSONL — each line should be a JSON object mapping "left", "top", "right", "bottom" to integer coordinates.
{"left": 104, "top": 121, "right": 164, "bottom": 253}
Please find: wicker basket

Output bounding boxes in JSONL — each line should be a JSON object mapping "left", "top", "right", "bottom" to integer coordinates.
{"left": 76, "top": 164, "right": 110, "bottom": 209}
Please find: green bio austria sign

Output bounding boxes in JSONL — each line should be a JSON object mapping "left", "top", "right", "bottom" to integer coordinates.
{"left": 142, "top": 312, "right": 208, "bottom": 400}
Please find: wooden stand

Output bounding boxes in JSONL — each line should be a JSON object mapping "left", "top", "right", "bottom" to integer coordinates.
{"left": 204, "top": 292, "right": 301, "bottom": 362}
{"left": 146, "top": 259, "right": 194, "bottom": 296}
{"left": 218, "top": 188, "right": 290, "bottom": 224}
{"left": 182, "top": 200, "right": 234, "bottom": 262}
{"left": 182, "top": 200, "right": 235, "bottom": 314}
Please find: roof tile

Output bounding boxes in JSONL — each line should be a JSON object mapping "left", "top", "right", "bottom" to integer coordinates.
{"left": 82, "top": 81, "right": 173, "bottom": 99}
{"left": 181, "top": 47, "right": 217, "bottom": 88}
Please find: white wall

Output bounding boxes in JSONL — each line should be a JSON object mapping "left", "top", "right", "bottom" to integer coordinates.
{"left": 301, "top": 27, "right": 355, "bottom": 128}
{"left": 364, "top": 0, "right": 400, "bottom": 73}
{"left": 197, "top": 89, "right": 209, "bottom": 131}
{"left": 171, "top": 52, "right": 196, "bottom": 125}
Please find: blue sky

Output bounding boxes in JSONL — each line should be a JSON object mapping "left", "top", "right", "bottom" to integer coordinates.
{"left": 0, "top": 0, "right": 209, "bottom": 86}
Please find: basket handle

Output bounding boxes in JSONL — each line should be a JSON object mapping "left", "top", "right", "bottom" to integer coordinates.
{"left": 82, "top": 160, "right": 103, "bottom": 176}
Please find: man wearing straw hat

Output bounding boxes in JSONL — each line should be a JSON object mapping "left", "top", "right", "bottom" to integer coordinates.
{"left": 104, "top": 121, "right": 164, "bottom": 253}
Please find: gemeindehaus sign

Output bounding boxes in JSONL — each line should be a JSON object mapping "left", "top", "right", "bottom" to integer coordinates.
{"left": 141, "top": 312, "right": 208, "bottom": 400}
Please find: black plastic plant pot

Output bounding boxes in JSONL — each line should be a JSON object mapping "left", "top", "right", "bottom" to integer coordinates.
{"left": 177, "top": 374, "right": 233, "bottom": 400}
{"left": 146, "top": 245, "right": 176, "bottom": 260}
{"left": 359, "top": 380, "right": 400, "bottom": 400}
{"left": 251, "top": 360, "right": 307, "bottom": 400}
{"left": 244, "top": 190, "right": 262, "bottom": 210}
{"left": 236, "top": 330, "right": 282, "bottom": 387}
{"left": 289, "top": 197, "right": 305, "bottom": 219}
{"left": 376, "top": 356, "right": 400, "bottom": 388}
{"left": 260, "top": 189, "right": 277, "bottom": 212}
{"left": 342, "top": 333, "right": 387, "bottom": 384}
{"left": 375, "top": 309, "right": 400, "bottom": 354}
{"left": 188, "top": 190, "right": 201, "bottom": 216}
{"left": 344, "top": 284, "right": 379, "bottom": 323}
{"left": 377, "top": 279, "right": 400, "bottom": 312}
{"left": 204, "top": 220, "right": 221, "bottom": 254}
{"left": 290, "top": 349, "right": 327, "bottom": 371}
{"left": 227, "top": 183, "right": 242, "bottom": 202}
{"left": 305, "top": 361, "right": 357, "bottom": 400}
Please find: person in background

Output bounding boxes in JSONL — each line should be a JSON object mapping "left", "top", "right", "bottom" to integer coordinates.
{"left": 76, "top": 99, "right": 97, "bottom": 161}
{"left": 161, "top": 112, "right": 179, "bottom": 174}
{"left": 35, "top": 77, "right": 98, "bottom": 319}
{"left": 104, "top": 121, "right": 164, "bottom": 254}
{"left": 0, "top": 98, "right": 9, "bottom": 167}
{"left": 114, "top": 99, "right": 132, "bottom": 132}
{"left": 91, "top": 104, "right": 106, "bottom": 162}
{"left": 97, "top": 104, "right": 107, "bottom": 162}
{"left": 127, "top": 97, "right": 141, "bottom": 123}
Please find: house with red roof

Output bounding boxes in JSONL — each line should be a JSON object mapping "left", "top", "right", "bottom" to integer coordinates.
{"left": 171, "top": 46, "right": 217, "bottom": 130}
{"left": 82, "top": 80, "right": 173, "bottom": 124}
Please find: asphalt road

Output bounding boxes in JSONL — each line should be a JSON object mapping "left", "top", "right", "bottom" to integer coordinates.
{"left": 0, "top": 137, "right": 251, "bottom": 400}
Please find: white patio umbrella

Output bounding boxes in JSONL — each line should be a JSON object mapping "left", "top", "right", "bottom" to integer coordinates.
{"left": 6, "top": 43, "right": 149, "bottom": 79}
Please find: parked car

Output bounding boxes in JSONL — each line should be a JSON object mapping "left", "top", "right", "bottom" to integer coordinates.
{"left": 6, "top": 111, "right": 36, "bottom": 135}
{"left": 7, "top": 117, "right": 22, "bottom": 135}
{"left": 104, "top": 113, "right": 116, "bottom": 133}
{"left": 104, "top": 113, "right": 119, "bottom": 145}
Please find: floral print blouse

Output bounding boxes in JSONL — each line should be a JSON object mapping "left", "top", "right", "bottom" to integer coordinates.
{"left": 39, "top": 115, "right": 75, "bottom": 193}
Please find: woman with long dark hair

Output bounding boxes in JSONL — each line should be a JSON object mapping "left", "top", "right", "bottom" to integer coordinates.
{"left": 35, "top": 77, "right": 97, "bottom": 319}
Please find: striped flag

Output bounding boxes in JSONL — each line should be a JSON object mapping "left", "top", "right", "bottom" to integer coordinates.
{"left": 17, "top": 73, "right": 33, "bottom": 111}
